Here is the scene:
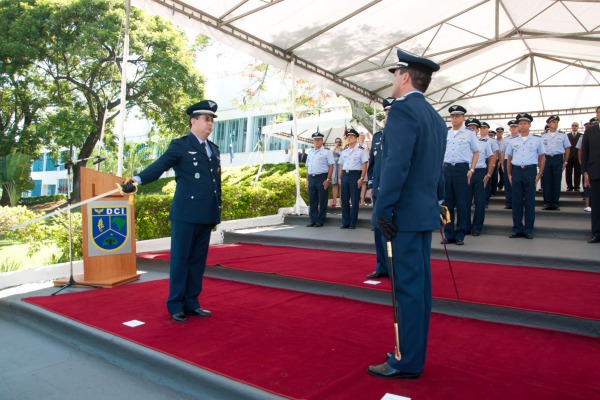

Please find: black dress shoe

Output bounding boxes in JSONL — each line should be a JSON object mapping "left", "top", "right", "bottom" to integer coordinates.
{"left": 306, "top": 223, "right": 316, "bottom": 227}
{"left": 314, "top": 223, "right": 323, "bottom": 227}
{"left": 349, "top": 226, "right": 356, "bottom": 229}
{"left": 455, "top": 239, "right": 464, "bottom": 245}
{"left": 172, "top": 312, "right": 187, "bottom": 323}
{"left": 187, "top": 308, "right": 212, "bottom": 317}
{"left": 566, "top": 188, "right": 573, "bottom": 192}
{"left": 587, "top": 236, "right": 600, "bottom": 244}
{"left": 509, "top": 232, "right": 522, "bottom": 238}
{"left": 542, "top": 205, "right": 551, "bottom": 210}
{"left": 367, "top": 363, "right": 421, "bottom": 379}
{"left": 524, "top": 233, "right": 534, "bottom": 239}
{"left": 340, "top": 225, "right": 349, "bottom": 229}
{"left": 441, "top": 238, "right": 456, "bottom": 244}
{"left": 472, "top": 231, "right": 480, "bottom": 236}
{"left": 504, "top": 206, "right": 512, "bottom": 209}
{"left": 366, "top": 271, "right": 389, "bottom": 279}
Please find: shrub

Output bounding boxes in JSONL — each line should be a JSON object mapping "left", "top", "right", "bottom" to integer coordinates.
{"left": 18, "top": 194, "right": 67, "bottom": 206}
{"left": 134, "top": 194, "right": 172, "bottom": 240}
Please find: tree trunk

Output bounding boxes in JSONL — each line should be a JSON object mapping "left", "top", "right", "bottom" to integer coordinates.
{"left": 346, "top": 97, "right": 376, "bottom": 134}
{"left": 71, "top": 125, "right": 102, "bottom": 204}
{"left": 1, "top": 185, "right": 11, "bottom": 206}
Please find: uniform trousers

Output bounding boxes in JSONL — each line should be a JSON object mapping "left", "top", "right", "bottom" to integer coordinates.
{"left": 340, "top": 170, "right": 361, "bottom": 227}
{"left": 307, "top": 173, "right": 329, "bottom": 224}
{"left": 503, "top": 159, "right": 512, "bottom": 208}
{"left": 591, "top": 179, "right": 600, "bottom": 237}
{"left": 542, "top": 154, "right": 564, "bottom": 208}
{"left": 511, "top": 165, "right": 537, "bottom": 235}
{"left": 443, "top": 163, "right": 469, "bottom": 241}
{"left": 372, "top": 196, "right": 388, "bottom": 275}
{"left": 167, "top": 220, "right": 212, "bottom": 315}
{"left": 385, "top": 230, "right": 432, "bottom": 374}
{"left": 467, "top": 168, "right": 487, "bottom": 233}
{"left": 565, "top": 158, "right": 581, "bottom": 190}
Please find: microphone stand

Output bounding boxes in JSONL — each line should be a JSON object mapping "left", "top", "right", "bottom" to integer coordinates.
{"left": 52, "top": 156, "right": 100, "bottom": 295}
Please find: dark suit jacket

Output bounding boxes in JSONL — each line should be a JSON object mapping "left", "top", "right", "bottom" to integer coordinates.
{"left": 138, "top": 133, "right": 222, "bottom": 225}
{"left": 567, "top": 132, "right": 581, "bottom": 160}
{"left": 581, "top": 125, "right": 600, "bottom": 180}
{"left": 373, "top": 92, "right": 446, "bottom": 231}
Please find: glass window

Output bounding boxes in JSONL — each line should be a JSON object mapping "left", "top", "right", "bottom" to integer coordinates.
{"left": 32, "top": 155, "right": 44, "bottom": 172}
{"left": 31, "top": 180, "right": 42, "bottom": 196}
{"left": 58, "top": 179, "right": 69, "bottom": 194}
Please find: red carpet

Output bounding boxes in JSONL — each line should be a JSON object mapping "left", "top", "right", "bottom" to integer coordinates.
{"left": 139, "top": 243, "right": 600, "bottom": 321}
{"left": 24, "top": 278, "right": 600, "bottom": 400}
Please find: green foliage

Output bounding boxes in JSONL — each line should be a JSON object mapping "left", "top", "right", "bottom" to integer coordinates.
{"left": 0, "top": 205, "right": 39, "bottom": 238}
{"left": 1, "top": 0, "right": 207, "bottom": 203}
{"left": 1, "top": 258, "right": 21, "bottom": 273}
{"left": 134, "top": 194, "right": 172, "bottom": 240}
{"left": 1, "top": 204, "right": 82, "bottom": 262}
{"left": 18, "top": 194, "right": 66, "bottom": 206}
{"left": 0, "top": 153, "right": 34, "bottom": 206}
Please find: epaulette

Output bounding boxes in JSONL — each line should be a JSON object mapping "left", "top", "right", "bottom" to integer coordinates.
{"left": 359, "top": 145, "right": 364, "bottom": 150}
{"left": 534, "top": 133, "right": 542, "bottom": 137}
{"left": 479, "top": 138, "right": 486, "bottom": 141}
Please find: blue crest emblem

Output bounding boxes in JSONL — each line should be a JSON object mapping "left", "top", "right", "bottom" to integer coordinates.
{"left": 90, "top": 206, "right": 129, "bottom": 252}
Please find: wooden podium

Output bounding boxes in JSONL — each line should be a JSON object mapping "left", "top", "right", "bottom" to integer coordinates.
{"left": 54, "top": 167, "right": 140, "bottom": 288}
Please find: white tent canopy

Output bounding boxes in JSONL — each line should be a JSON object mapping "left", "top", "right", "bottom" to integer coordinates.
{"left": 132, "top": 0, "right": 600, "bottom": 129}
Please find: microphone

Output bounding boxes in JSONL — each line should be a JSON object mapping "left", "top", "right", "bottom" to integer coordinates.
{"left": 93, "top": 157, "right": 107, "bottom": 165}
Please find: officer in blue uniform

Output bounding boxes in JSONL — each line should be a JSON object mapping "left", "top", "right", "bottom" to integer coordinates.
{"left": 305, "top": 131, "right": 334, "bottom": 227}
{"left": 501, "top": 120, "right": 520, "bottom": 209}
{"left": 480, "top": 121, "right": 499, "bottom": 205}
{"left": 494, "top": 127, "right": 505, "bottom": 191}
{"left": 506, "top": 113, "right": 546, "bottom": 239}
{"left": 541, "top": 115, "right": 570, "bottom": 210}
{"left": 338, "top": 128, "right": 369, "bottom": 229}
{"left": 368, "top": 50, "right": 446, "bottom": 379}
{"left": 442, "top": 105, "right": 479, "bottom": 245}
{"left": 122, "top": 100, "right": 221, "bottom": 323}
{"left": 465, "top": 118, "right": 495, "bottom": 236}
{"left": 365, "top": 97, "right": 394, "bottom": 279}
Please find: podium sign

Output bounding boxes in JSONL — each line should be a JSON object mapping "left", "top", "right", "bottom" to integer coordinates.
{"left": 88, "top": 201, "right": 132, "bottom": 257}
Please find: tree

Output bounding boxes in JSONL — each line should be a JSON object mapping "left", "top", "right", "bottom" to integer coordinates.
{"left": 1, "top": 0, "right": 207, "bottom": 203}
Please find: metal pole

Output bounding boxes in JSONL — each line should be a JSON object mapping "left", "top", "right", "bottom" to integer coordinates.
{"left": 117, "top": 0, "right": 131, "bottom": 177}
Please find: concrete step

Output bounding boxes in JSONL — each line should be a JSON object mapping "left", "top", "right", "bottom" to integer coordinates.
{"left": 224, "top": 222, "right": 599, "bottom": 272}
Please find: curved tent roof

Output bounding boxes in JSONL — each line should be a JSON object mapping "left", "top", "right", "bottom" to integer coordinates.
{"left": 132, "top": 0, "right": 600, "bottom": 126}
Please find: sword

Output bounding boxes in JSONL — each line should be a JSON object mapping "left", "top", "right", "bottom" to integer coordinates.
{"left": 9, "top": 184, "right": 132, "bottom": 232}
{"left": 439, "top": 227, "right": 461, "bottom": 301}
{"left": 386, "top": 240, "right": 402, "bottom": 361}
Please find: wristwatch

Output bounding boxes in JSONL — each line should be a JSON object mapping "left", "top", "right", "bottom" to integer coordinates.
{"left": 469, "top": 169, "right": 475, "bottom": 173}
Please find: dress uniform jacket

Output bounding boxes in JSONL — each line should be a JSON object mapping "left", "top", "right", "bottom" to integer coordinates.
{"left": 581, "top": 123, "right": 600, "bottom": 237}
{"left": 374, "top": 92, "right": 446, "bottom": 232}
{"left": 138, "top": 133, "right": 222, "bottom": 225}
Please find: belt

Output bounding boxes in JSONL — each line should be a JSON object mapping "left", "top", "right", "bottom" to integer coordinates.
{"left": 444, "top": 162, "right": 468, "bottom": 167}
{"left": 309, "top": 173, "right": 327, "bottom": 177}
{"left": 343, "top": 170, "right": 361, "bottom": 174}
{"left": 546, "top": 154, "right": 563, "bottom": 158}
{"left": 514, "top": 164, "right": 537, "bottom": 169}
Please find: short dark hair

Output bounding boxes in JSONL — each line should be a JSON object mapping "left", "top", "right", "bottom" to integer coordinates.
{"left": 402, "top": 67, "right": 433, "bottom": 92}
{"left": 596, "top": 105, "right": 600, "bottom": 112}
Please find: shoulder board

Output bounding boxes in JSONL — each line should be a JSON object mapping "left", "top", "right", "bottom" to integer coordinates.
{"left": 467, "top": 127, "right": 474, "bottom": 131}
{"left": 358, "top": 145, "right": 364, "bottom": 150}
{"left": 479, "top": 138, "right": 486, "bottom": 141}
{"left": 534, "top": 133, "right": 541, "bottom": 137}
